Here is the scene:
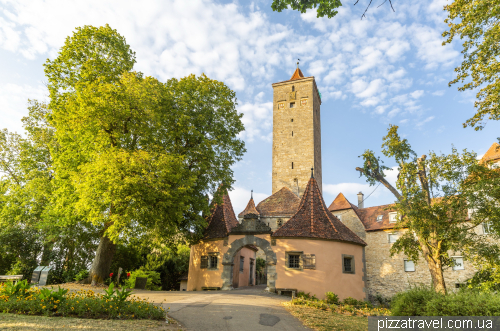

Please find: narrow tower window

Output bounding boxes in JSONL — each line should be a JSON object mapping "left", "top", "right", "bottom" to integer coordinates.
{"left": 291, "top": 119, "right": 293, "bottom": 122}
{"left": 292, "top": 162, "right": 294, "bottom": 169}
{"left": 292, "top": 131, "right": 293, "bottom": 136}
{"left": 292, "top": 86, "right": 295, "bottom": 92}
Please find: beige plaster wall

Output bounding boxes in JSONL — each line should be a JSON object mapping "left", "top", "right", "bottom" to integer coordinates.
{"left": 187, "top": 239, "right": 226, "bottom": 291}
{"left": 274, "top": 238, "right": 365, "bottom": 301}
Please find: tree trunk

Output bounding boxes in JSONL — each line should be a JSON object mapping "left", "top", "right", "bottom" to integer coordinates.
{"left": 420, "top": 239, "right": 447, "bottom": 294}
{"left": 88, "top": 233, "right": 116, "bottom": 285}
{"left": 40, "top": 241, "right": 54, "bottom": 266}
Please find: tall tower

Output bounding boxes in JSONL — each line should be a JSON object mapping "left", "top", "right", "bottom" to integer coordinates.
{"left": 271, "top": 64, "right": 322, "bottom": 197}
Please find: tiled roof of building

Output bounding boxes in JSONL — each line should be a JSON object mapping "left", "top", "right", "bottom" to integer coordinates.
{"left": 256, "top": 187, "right": 301, "bottom": 217}
{"left": 238, "top": 196, "right": 260, "bottom": 218}
{"left": 328, "top": 193, "right": 353, "bottom": 211}
{"left": 481, "top": 143, "right": 500, "bottom": 163}
{"left": 356, "top": 204, "right": 397, "bottom": 231}
{"left": 203, "top": 187, "right": 239, "bottom": 240}
{"left": 272, "top": 176, "right": 366, "bottom": 246}
{"left": 290, "top": 67, "right": 305, "bottom": 80}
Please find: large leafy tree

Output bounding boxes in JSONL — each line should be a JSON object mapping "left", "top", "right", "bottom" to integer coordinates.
{"left": 443, "top": 0, "right": 500, "bottom": 130}
{"left": 357, "top": 125, "right": 499, "bottom": 293}
{"left": 44, "top": 25, "right": 245, "bottom": 284}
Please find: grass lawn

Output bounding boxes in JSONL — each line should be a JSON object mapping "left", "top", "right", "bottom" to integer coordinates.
{"left": 0, "top": 313, "right": 186, "bottom": 331}
{"left": 284, "top": 303, "right": 368, "bottom": 331}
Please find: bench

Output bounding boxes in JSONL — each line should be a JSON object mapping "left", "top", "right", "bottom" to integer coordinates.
{"left": 276, "top": 288, "right": 297, "bottom": 298}
{"left": 201, "top": 287, "right": 221, "bottom": 291}
{"left": 0, "top": 275, "right": 23, "bottom": 284}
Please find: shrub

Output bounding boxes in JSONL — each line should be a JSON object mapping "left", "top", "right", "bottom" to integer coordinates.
{"left": 296, "top": 291, "right": 311, "bottom": 299}
{"left": 325, "top": 292, "right": 339, "bottom": 305}
{"left": 342, "top": 297, "right": 361, "bottom": 306}
{"left": 0, "top": 282, "right": 165, "bottom": 320}
{"left": 0, "top": 280, "right": 32, "bottom": 297}
{"left": 124, "top": 270, "right": 161, "bottom": 291}
{"left": 391, "top": 286, "right": 500, "bottom": 316}
{"left": 74, "top": 270, "right": 89, "bottom": 282}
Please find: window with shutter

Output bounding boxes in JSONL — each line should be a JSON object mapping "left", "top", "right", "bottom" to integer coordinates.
{"left": 303, "top": 254, "right": 316, "bottom": 269}
{"left": 200, "top": 256, "right": 208, "bottom": 269}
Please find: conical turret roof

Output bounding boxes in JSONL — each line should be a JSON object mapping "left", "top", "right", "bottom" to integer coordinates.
{"left": 290, "top": 67, "right": 305, "bottom": 80}
{"left": 238, "top": 194, "right": 260, "bottom": 218}
{"left": 256, "top": 187, "right": 301, "bottom": 217}
{"left": 203, "top": 186, "right": 239, "bottom": 239}
{"left": 272, "top": 176, "right": 366, "bottom": 245}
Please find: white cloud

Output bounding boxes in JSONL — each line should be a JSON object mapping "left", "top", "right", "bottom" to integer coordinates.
{"left": 416, "top": 116, "right": 435, "bottom": 127}
{"left": 432, "top": 90, "right": 445, "bottom": 96}
{"left": 228, "top": 186, "right": 268, "bottom": 216}
{"left": 237, "top": 102, "right": 273, "bottom": 142}
{"left": 410, "top": 90, "right": 424, "bottom": 99}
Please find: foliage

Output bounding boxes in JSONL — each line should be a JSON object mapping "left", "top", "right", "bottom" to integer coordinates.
{"left": 357, "top": 125, "right": 500, "bottom": 293}
{"left": 102, "top": 283, "right": 133, "bottom": 304}
{"left": 290, "top": 296, "right": 387, "bottom": 316}
{"left": 325, "top": 291, "right": 339, "bottom": 305}
{"left": 124, "top": 270, "right": 162, "bottom": 291}
{"left": 255, "top": 257, "right": 266, "bottom": 277}
{"left": 443, "top": 0, "right": 500, "bottom": 130}
{"left": 0, "top": 283, "right": 165, "bottom": 320}
{"left": 0, "top": 280, "right": 32, "bottom": 298}
{"left": 271, "top": 0, "right": 342, "bottom": 18}
{"left": 74, "top": 270, "right": 90, "bottom": 282}
{"left": 38, "top": 287, "right": 69, "bottom": 303}
{"left": 391, "top": 286, "right": 500, "bottom": 316}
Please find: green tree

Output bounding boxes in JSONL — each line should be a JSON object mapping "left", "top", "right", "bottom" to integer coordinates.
{"left": 44, "top": 25, "right": 245, "bottom": 284}
{"left": 271, "top": 0, "right": 342, "bottom": 18}
{"left": 443, "top": 0, "right": 500, "bottom": 130}
{"left": 356, "top": 125, "right": 499, "bottom": 293}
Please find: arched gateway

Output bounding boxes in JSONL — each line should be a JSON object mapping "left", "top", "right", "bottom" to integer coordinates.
{"left": 221, "top": 234, "right": 277, "bottom": 291}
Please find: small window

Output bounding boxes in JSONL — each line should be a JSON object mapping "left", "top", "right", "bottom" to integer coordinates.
{"left": 290, "top": 102, "right": 295, "bottom": 108}
{"left": 292, "top": 131, "right": 293, "bottom": 136}
{"left": 292, "top": 86, "right": 295, "bottom": 92}
{"left": 452, "top": 257, "right": 464, "bottom": 271}
{"left": 388, "top": 233, "right": 399, "bottom": 243}
{"left": 389, "top": 212, "right": 398, "bottom": 223}
{"left": 292, "top": 162, "right": 294, "bottom": 169}
{"left": 303, "top": 254, "right": 316, "bottom": 269}
{"left": 210, "top": 255, "right": 218, "bottom": 269}
{"left": 342, "top": 255, "right": 355, "bottom": 274}
{"left": 291, "top": 119, "right": 293, "bottom": 122}
{"left": 277, "top": 219, "right": 283, "bottom": 227}
{"left": 288, "top": 254, "right": 301, "bottom": 269}
{"left": 483, "top": 222, "right": 492, "bottom": 235}
{"left": 240, "top": 256, "right": 244, "bottom": 272}
{"left": 404, "top": 260, "right": 415, "bottom": 272}
{"left": 337, "top": 214, "right": 342, "bottom": 222}
{"left": 377, "top": 215, "right": 383, "bottom": 222}
{"left": 201, "top": 256, "right": 208, "bottom": 269}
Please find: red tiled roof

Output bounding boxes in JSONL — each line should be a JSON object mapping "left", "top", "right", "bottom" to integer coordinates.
{"left": 203, "top": 187, "right": 239, "bottom": 239}
{"left": 238, "top": 197, "right": 260, "bottom": 218}
{"left": 256, "top": 187, "right": 301, "bottom": 217}
{"left": 272, "top": 177, "right": 366, "bottom": 246}
{"left": 356, "top": 204, "right": 397, "bottom": 231}
{"left": 290, "top": 67, "right": 304, "bottom": 80}
{"left": 328, "top": 193, "right": 352, "bottom": 211}
{"left": 481, "top": 143, "right": 500, "bottom": 163}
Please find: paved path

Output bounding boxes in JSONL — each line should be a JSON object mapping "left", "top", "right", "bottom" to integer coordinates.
{"left": 132, "top": 285, "right": 310, "bottom": 331}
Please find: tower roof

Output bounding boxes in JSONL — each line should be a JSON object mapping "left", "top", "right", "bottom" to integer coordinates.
{"left": 328, "top": 193, "right": 354, "bottom": 211}
{"left": 481, "top": 143, "right": 500, "bottom": 163}
{"left": 272, "top": 177, "right": 366, "bottom": 245}
{"left": 238, "top": 196, "right": 260, "bottom": 218}
{"left": 203, "top": 186, "right": 239, "bottom": 239}
{"left": 290, "top": 67, "right": 305, "bottom": 80}
{"left": 256, "top": 187, "right": 301, "bottom": 217}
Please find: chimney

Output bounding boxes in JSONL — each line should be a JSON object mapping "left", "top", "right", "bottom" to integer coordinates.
{"left": 357, "top": 192, "right": 364, "bottom": 209}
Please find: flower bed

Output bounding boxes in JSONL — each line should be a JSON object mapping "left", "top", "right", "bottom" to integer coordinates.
{"left": 0, "top": 280, "right": 165, "bottom": 320}
{"left": 290, "top": 294, "right": 390, "bottom": 317}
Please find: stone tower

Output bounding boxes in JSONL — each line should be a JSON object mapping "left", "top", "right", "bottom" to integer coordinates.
{"left": 271, "top": 65, "right": 322, "bottom": 197}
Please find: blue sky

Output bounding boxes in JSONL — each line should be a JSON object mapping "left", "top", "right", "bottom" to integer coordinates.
{"left": 1, "top": 0, "right": 499, "bottom": 213}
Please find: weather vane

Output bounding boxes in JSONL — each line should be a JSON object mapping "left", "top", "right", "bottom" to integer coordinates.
{"left": 297, "top": 59, "right": 300, "bottom": 68}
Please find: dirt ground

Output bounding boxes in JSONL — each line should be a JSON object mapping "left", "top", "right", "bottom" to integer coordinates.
{"left": 0, "top": 313, "right": 187, "bottom": 331}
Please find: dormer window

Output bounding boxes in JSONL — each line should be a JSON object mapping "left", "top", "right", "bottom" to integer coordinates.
{"left": 377, "top": 215, "right": 383, "bottom": 222}
{"left": 389, "top": 212, "right": 398, "bottom": 223}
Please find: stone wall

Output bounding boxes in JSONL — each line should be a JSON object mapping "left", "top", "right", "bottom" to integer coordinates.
{"left": 364, "top": 229, "right": 478, "bottom": 299}
{"left": 272, "top": 77, "right": 322, "bottom": 197}
{"left": 333, "top": 209, "right": 366, "bottom": 241}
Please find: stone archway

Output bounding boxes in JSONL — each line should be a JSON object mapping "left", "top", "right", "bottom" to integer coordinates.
{"left": 221, "top": 235, "right": 277, "bottom": 292}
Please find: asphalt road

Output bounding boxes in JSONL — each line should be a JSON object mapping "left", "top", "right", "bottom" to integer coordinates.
{"left": 133, "top": 285, "right": 310, "bottom": 331}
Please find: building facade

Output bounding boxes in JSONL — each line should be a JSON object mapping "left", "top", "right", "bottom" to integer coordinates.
{"left": 186, "top": 67, "right": 499, "bottom": 300}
